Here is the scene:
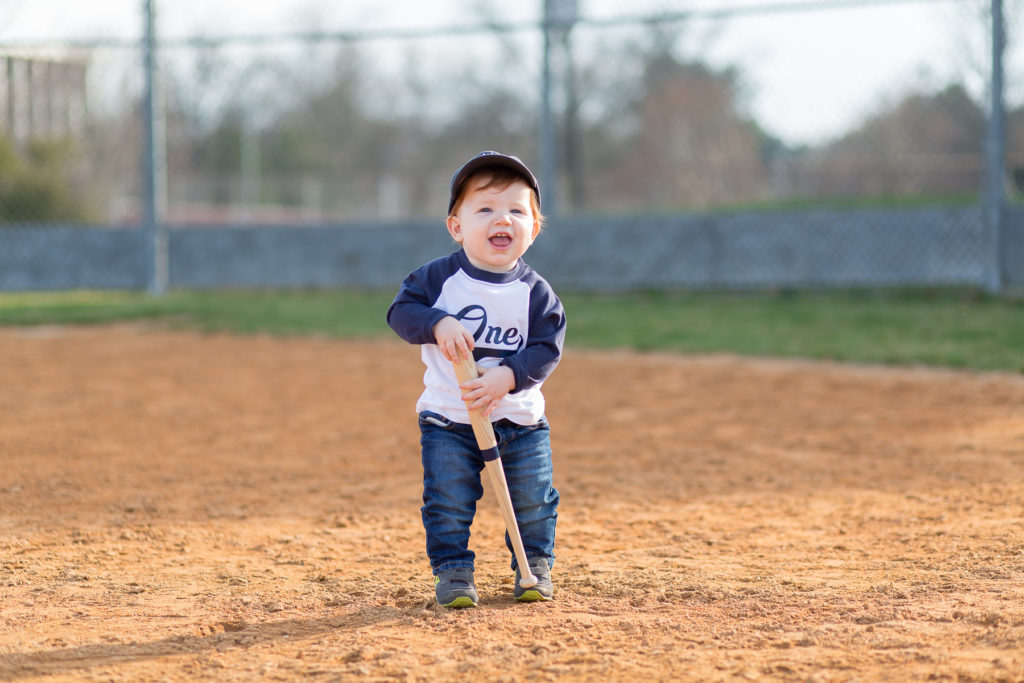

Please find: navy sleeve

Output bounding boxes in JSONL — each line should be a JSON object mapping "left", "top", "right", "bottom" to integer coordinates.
{"left": 386, "top": 256, "right": 455, "bottom": 345}
{"left": 500, "top": 275, "right": 566, "bottom": 393}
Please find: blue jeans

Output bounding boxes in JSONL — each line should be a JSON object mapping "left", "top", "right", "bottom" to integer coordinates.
{"left": 418, "top": 411, "right": 559, "bottom": 574}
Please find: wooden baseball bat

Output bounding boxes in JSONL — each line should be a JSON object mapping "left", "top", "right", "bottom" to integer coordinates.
{"left": 451, "top": 354, "right": 538, "bottom": 588}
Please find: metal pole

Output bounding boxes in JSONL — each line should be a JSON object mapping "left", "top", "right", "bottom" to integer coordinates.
{"left": 563, "top": 28, "right": 584, "bottom": 212}
{"left": 985, "top": 0, "right": 1005, "bottom": 294}
{"left": 539, "top": 0, "right": 558, "bottom": 217}
{"left": 142, "top": 0, "right": 167, "bottom": 295}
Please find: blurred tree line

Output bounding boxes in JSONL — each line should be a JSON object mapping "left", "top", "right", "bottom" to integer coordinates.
{"left": 2, "top": 6, "right": 1021, "bottom": 225}
{"left": 156, "top": 20, "right": 1020, "bottom": 223}
{"left": 0, "top": 136, "right": 93, "bottom": 222}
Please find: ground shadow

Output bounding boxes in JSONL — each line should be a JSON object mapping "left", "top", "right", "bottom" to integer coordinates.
{"left": 0, "top": 606, "right": 406, "bottom": 680}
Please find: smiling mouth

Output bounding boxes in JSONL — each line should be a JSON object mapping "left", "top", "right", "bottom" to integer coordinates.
{"left": 489, "top": 233, "right": 512, "bottom": 248}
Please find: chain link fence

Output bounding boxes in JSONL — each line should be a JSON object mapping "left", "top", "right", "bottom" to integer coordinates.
{"left": 0, "top": 0, "right": 1021, "bottom": 292}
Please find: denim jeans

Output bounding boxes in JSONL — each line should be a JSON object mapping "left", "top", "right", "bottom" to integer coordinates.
{"left": 418, "top": 410, "right": 559, "bottom": 574}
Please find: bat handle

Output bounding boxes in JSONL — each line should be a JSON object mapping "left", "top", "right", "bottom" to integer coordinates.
{"left": 451, "top": 354, "right": 538, "bottom": 589}
{"left": 451, "top": 354, "right": 500, "bottom": 457}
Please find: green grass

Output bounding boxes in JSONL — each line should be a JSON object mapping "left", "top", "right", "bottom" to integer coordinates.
{"left": 0, "top": 290, "right": 392, "bottom": 337}
{"left": 562, "top": 289, "right": 1024, "bottom": 372}
{"left": 0, "top": 288, "right": 1021, "bottom": 373}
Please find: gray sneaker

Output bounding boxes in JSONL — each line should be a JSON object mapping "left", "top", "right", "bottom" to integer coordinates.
{"left": 514, "top": 557, "right": 553, "bottom": 602}
{"left": 434, "top": 568, "right": 478, "bottom": 608}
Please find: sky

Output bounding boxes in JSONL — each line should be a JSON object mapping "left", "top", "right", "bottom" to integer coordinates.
{"left": 0, "top": 0, "right": 1012, "bottom": 145}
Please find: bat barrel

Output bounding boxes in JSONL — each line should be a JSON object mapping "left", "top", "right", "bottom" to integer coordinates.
{"left": 486, "top": 460, "right": 538, "bottom": 588}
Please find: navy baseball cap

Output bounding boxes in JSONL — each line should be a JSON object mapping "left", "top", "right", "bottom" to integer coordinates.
{"left": 448, "top": 151, "right": 541, "bottom": 214}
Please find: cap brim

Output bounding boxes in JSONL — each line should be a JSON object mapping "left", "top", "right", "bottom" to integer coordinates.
{"left": 448, "top": 152, "right": 540, "bottom": 214}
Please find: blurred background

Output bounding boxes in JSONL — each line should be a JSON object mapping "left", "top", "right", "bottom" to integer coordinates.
{"left": 0, "top": 0, "right": 1021, "bottom": 293}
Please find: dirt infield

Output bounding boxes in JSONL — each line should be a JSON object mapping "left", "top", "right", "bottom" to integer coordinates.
{"left": 1, "top": 325, "right": 1023, "bottom": 682}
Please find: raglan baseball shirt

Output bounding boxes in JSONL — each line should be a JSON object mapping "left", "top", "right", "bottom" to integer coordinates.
{"left": 387, "top": 249, "right": 566, "bottom": 426}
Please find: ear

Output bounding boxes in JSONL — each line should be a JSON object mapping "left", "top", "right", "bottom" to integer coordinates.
{"left": 446, "top": 215, "right": 463, "bottom": 243}
{"left": 530, "top": 217, "right": 541, "bottom": 241}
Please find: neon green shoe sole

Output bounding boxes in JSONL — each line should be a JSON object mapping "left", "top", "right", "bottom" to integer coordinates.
{"left": 514, "top": 589, "right": 552, "bottom": 603}
{"left": 440, "top": 595, "right": 478, "bottom": 609}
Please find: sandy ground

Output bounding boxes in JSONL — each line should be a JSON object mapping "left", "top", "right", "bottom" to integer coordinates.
{"left": 0, "top": 324, "right": 1023, "bottom": 682}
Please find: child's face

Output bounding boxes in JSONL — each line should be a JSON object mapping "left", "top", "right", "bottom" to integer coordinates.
{"left": 447, "top": 176, "right": 540, "bottom": 273}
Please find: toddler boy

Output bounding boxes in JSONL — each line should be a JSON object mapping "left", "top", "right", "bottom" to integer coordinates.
{"left": 386, "top": 151, "right": 566, "bottom": 607}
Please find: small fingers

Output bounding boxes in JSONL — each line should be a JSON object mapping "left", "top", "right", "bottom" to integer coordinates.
{"left": 452, "top": 340, "right": 471, "bottom": 362}
{"left": 461, "top": 388, "right": 493, "bottom": 413}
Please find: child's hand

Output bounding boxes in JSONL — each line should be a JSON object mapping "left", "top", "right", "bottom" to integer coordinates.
{"left": 433, "top": 316, "right": 474, "bottom": 362}
{"left": 459, "top": 365, "right": 515, "bottom": 418}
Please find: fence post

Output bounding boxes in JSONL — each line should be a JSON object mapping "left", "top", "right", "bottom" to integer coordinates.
{"left": 540, "top": 0, "right": 558, "bottom": 218}
{"left": 539, "top": 0, "right": 579, "bottom": 218}
{"left": 142, "top": 0, "right": 168, "bottom": 295}
{"left": 985, "top": 0, "right": 1005, "bottom": 294}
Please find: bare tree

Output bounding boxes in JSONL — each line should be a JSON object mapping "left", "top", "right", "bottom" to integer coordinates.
{"left": 796, "top": 85, "right": 985, "bottom": 200}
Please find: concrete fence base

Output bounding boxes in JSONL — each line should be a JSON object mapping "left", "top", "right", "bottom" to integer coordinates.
{"left": 0, "top": 205, "right": 1020, "bottom": 293}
